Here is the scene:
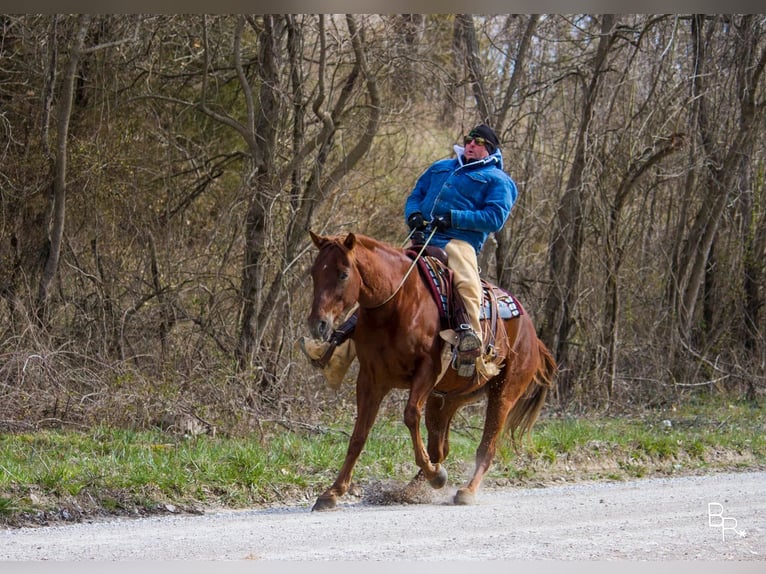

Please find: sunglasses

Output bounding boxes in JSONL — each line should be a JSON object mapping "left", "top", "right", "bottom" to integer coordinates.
{"left": 463, "top": 135, "right": 490, "bottom": 147}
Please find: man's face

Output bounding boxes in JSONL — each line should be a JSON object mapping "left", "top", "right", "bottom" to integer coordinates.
{"left": 463, "top": 136, "right": 490, "bottom": 161}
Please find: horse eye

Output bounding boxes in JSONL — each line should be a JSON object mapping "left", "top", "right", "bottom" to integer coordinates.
{"left": 339, "top": 270, "right": 349, "bottom": 281}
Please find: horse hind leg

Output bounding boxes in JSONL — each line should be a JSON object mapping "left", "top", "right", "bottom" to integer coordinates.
{"left": 454, "top": 371, "right": 533, "bottom": 505}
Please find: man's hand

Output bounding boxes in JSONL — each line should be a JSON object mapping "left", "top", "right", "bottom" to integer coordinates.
{"left": 433, "top": 213, "right": 452, "bottom": 231}
{"left": 407, "top": 212, "right": 426, "bottom": 231}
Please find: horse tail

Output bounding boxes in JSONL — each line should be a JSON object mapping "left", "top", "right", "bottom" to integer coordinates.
{"left": 505, "top": 338, "right": 558, "bottom": 448}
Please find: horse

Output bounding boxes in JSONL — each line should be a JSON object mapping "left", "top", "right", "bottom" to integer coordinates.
{"left": 307, "top": 230, "right": 557, "bottom": 511}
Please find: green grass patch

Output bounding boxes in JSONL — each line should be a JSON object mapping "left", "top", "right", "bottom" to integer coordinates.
{"left": 487, "top": 397, "right": 765, "bottom": 483}
{"left": 0, "top": 496, "right": 18, "bottom": 516}
{"left": 0, "top": 397, "right": 763, "bottom": 526}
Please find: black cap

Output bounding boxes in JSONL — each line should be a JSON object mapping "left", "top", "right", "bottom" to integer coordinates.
{"left": 468, "top": 124, "right": 500, "bottom": 154}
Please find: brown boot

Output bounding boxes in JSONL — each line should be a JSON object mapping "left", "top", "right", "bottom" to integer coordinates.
{"left": 298, "top": 337, "right": 356, "bottom": 390}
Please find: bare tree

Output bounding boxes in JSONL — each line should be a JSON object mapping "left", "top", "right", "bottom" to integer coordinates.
{"left": 191, "top": 15, "right": 382, "bottom": 384}
{"left": 2, "top": 14, "right": 766, "bottom": 428}
{"left": 539, "top": 15, "right": 617, "bottom": 401}
{"left": 36, "top": 15, "right": 91, "bottom": 322}
{"left": 669, "top": 15, "right": 766, "bottom": 361}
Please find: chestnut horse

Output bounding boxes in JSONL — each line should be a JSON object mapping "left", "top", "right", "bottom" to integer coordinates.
{"left": 307, "top": 231, "right": 557, "bottom": 511}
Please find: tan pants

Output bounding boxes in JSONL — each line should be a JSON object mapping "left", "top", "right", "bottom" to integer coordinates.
{"left": 445, "top": 239, "right": 482, "bottom": 335}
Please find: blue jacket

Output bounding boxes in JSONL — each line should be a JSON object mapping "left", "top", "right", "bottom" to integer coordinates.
{"left": 404, "top": 145, "right": 517, "bottom": 253}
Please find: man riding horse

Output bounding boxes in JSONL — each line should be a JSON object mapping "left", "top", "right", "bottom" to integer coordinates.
{"left": 301, "top": 124, "right": 517, "bottom": 383}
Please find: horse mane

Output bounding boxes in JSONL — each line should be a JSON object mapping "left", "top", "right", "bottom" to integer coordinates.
{"left": 326, "top": 232, "right": 409, "bottom": 267}
{"left": 346, "top": 232, "right": 401, "bottom": 253}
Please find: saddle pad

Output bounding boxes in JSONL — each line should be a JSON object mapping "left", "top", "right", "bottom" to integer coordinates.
{"left": 481, "top": 286, "right": 523, "bottom": 321}
{"left": 415, "top": 255, "right": 451, "bottom": 321}
{"left": 408, "top": 249, "right": 523, "bottom": 323}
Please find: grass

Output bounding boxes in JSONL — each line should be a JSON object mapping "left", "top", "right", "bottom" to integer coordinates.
{"left": 0, "top": 396, "right": 764, "bottom": 527}
{"left": 488, "top": 398, "right": 766, "bottom": 484}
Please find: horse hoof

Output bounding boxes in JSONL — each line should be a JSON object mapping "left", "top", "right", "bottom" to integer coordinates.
{"left": 454, "top": 488, "right": 476, "bottom": 505}
{"left": 428, "top": 466, "right": 448, "bottom": 489}
{"left": 312, "top": 495, "right": 337, "bottom": 512}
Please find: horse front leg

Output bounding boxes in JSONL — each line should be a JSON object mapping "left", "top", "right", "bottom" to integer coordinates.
{"left": 406, "top": 393, "right": 459, "bottom": 490}
{"left": 422, "top": 394, "right": 452, "bottom": 462}
{"left": 312, "top": 380, "right": 384, "bottom": 511}
{"left": 403, "top": 391, "right": 448, "bottom": 490}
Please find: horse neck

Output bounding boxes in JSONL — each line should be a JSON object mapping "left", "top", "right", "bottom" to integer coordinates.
{"left": 353, "top": 239, "right": 410, "bottom": 310}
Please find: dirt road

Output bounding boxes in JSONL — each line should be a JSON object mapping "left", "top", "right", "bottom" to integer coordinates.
{"left": 1, "top": 470, "right": 764, "bottom": 560}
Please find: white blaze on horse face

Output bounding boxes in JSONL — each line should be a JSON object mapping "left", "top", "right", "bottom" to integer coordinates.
{"left": 308, "top": 294, "right": 336, "bottom": 340}
{"left": 309, "top": 240, "right": 357, "bottom": 339}
{"left": 310, "top": 278, "right": 344, "bottom": 340}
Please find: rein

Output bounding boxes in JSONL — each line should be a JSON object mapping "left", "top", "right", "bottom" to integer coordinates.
{"left": 367, "top": 226, "right": 438, "bottom": 310}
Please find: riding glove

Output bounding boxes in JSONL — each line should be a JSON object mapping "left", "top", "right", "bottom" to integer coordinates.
{"left": 433, "top": 213, "right": 452, "bottom": 231}
{"left": 407, "top": 212, "right": 426, "bottom": 231}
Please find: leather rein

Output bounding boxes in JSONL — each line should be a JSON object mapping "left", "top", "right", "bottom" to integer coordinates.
{"left": 366, "top": 226, "right": 439, "bottom": 310}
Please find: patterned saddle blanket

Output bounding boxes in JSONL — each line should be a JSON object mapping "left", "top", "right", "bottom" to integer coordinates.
{"left": 407, "top": 251, "right": 523, "bottom": 329}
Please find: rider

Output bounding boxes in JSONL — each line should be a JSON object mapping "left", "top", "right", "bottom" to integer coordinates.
{"left": 300, "top": 124, "right": 517, "bottom": 382}
{"left": 405, "top": 124, "right": 516, "bottom": 376}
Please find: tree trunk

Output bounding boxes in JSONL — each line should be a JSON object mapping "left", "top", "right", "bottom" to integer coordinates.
{"left": 540, "top": 14, "right": 617, "bottom": 401}
{"left": 673, "top": 15, "right": 766, "bottom": 347}
{"left": 742, "top": 162, "right": 765, "bottom": 354}
{"left": 36, "top": 15, "right": 91, "bottom": 323}
{"left": 234, "top": 15, "right": 282, "bottom": 371}
{"left": 456, "top": 14, "right": 490, "bottom": 123}
{"left": 602, "top": 134, "right": 686, "bottom": 399}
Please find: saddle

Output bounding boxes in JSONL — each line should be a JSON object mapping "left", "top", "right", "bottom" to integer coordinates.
{"left": 405, "top": 247, "right": 524, "bottom": 383}
{"left": 406, "top": 248, "right": 523, "bottom": 326}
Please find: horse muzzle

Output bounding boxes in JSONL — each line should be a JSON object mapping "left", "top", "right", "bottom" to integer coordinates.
{"left": 308, "top": 315, "right": 335, "bottom": 342}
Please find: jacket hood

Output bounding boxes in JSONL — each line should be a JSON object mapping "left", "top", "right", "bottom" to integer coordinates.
{"left": 453, "top": 145, "right": 505, "bottom": 171}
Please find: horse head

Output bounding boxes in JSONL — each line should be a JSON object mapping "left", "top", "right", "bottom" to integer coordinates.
{"left": 307, "top": 231, "right": 361, "bottom": 341}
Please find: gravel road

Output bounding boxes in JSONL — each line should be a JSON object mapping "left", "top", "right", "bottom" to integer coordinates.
{"left": 1, "top": 470, "right": 764, "bottom": 561}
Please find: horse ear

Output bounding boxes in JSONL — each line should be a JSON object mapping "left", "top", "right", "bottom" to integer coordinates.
{"left": 309, "top": 230, "right": 325, "bottom": 248}
{"left": 343, "top": 233, "right": 356, "bottom": 250}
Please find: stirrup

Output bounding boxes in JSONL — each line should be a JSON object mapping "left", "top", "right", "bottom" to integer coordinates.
{"left": 453, "top": 327, "right": 482, "bottom": 378}
{"left": 457, "top": 329, "right": 481, "bottom": 353}
{"left": 453, "top": 352, "right": 477, "bottom": 378}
